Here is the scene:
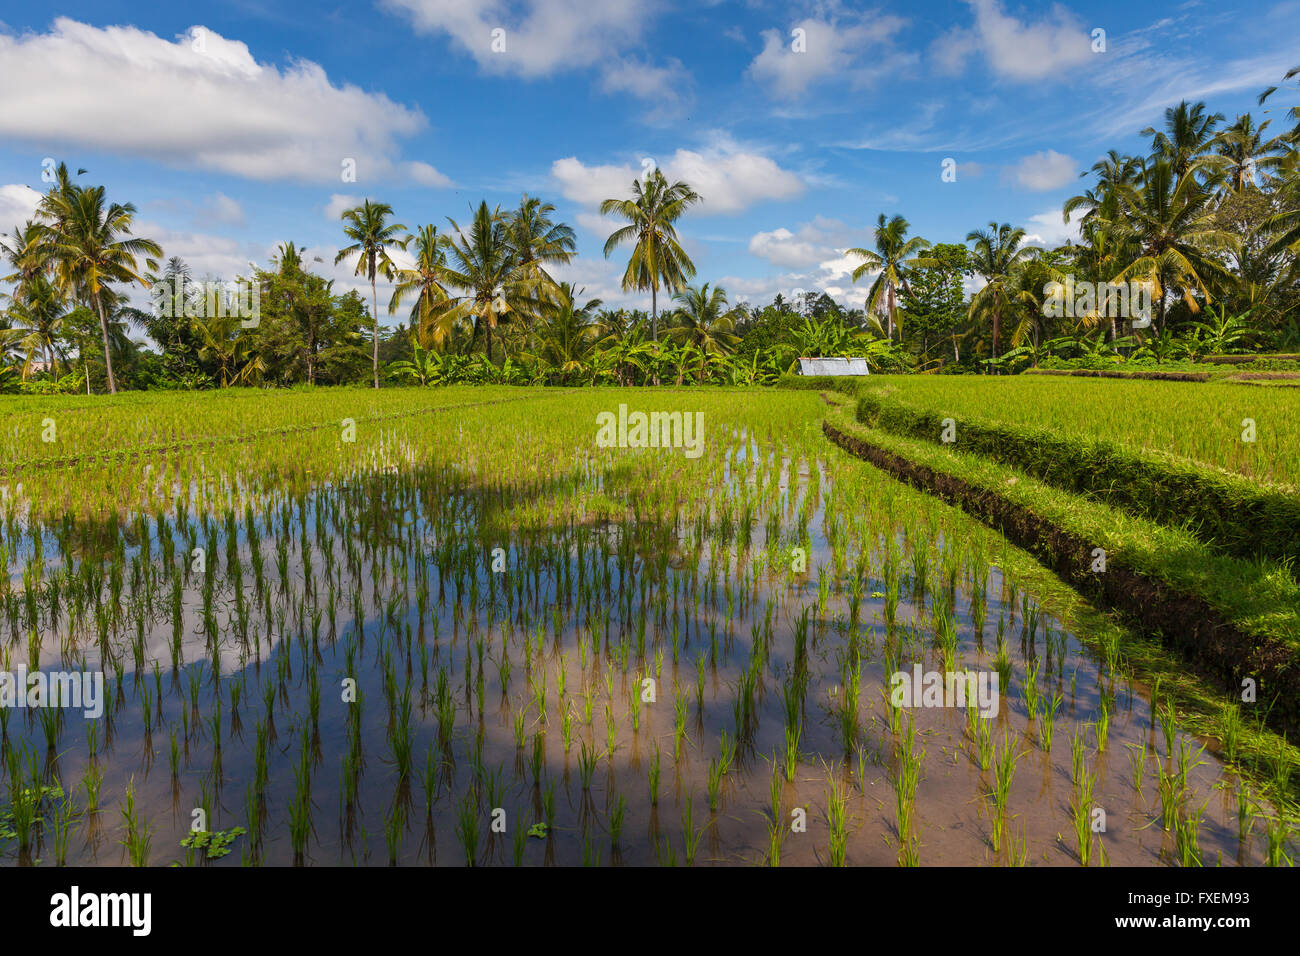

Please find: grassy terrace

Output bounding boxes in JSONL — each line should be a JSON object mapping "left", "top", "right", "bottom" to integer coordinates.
{"left": 857, "top": 375, "right": 1300, "bottom": 487}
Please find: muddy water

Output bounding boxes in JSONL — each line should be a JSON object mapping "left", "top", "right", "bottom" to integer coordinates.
{"left": 0, "top": 447, "right": 1293, "bottom": 867}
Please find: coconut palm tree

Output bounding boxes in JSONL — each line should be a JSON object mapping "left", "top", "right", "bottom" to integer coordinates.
{"left": 1258, "top": 65, "right": 1300, "bottom": 144}
{"left": 388, "top": 224, "right": 456, "bottom": 348}
{"left": 1108, "top": 159, "right": 1235, "bottom": 333}
{"left": 847, "top": 214, "right": 934, "bottom": 341}
{"left": 1216, "top": 114, "right": 1286, "bottom": 192}
{"left": 600, "top": 169, "right": 701, "bottom": 344}
{"left": 1142, "top": 100, "right": 1225, "bottom": 182}
{"left": 2, "top": 272, "right": 68, "bottom": 379}
{"left": 527, "top": 282, "right": 603, "bottom": 383}
{"left": 334, "top": 200, "right": 409, "bottom": 388}
{"left": 193, "top": 310, "right": 265, "bottom": 387}
{"left": 437, "top": 202, "right": 538, "bottom": 363}
{"left": 965, "top": 222, "right": 1039, "bottom": 368}
{"left": 39, "top": 184, "right": 160, "bottom": 394}
{"left": 663, "top": 283, "right": 740, "bottom": 381}
{"left": 0, "top": 221, "right": 48, "bottom": 300}
{"left": 1064, "top": 151, "right": 1140, "bottom": 228}
{"left": 506, "top": 195, "right": 575, "bottom": 300}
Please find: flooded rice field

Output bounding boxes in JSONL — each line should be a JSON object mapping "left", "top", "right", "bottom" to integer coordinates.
{"left": 0, "top": 389, "right": 1294, "bottom": 865}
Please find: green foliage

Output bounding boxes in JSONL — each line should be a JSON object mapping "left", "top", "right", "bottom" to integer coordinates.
{"left": 181, "top": 826, "right": 247, "bottom": 861}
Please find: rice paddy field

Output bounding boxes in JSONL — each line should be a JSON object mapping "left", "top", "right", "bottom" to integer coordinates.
{"left": 859, "top": 375, "right": 1300, "bottom": 486}
{"left": 0, "top": 385, "right": 1296, "bottom": 867}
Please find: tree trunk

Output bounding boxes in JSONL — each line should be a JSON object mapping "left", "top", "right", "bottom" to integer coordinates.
{"left": 651, "top": 284, "right": 659, "bottom": 386}
{"left": 887, "top": 284, "right": 897, "bottom": 342}
{"left": 94, "top": 293, "right": 117, "bottom": 394}
{"left": 991, "top": 308, "right": 1001, "bottom": 373}
{"left": 371, "top": 273, "right": 380, "bottom": 389}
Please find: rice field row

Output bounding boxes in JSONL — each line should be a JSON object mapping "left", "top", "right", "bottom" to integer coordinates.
{"left": 859, "top": 376, "right": 1300, "bottom": 487}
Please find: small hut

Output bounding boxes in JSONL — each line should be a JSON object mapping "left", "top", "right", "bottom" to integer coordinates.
{"left": 797, "top": 357, "right": 870, "bottom": 376}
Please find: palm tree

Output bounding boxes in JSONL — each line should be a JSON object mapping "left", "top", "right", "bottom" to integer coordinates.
{"left": 663, "top": 283, "right": 740, "bottom": 381}
{"left": 1108, "top": 159, "right": 1235, "bottom": 333}
{"left": 39, "top": 184, "right": 160, "bottom": 394}
{"left": 2, "top": 272, "right": 68, "bottom": 379}
{"left": 847, "top": 214, "right": 933, "bottom": 341}
{"left": 437, "top": 202, "right": 537, "bottom": 363}
{"left": 506, "top": 195, "right": 575, "bottom": 293}
{"left": 388, "top": 224, "right": 456, "bottom": 348}
{"left": 528, "top": 282, "right": 603, "bottom": 382}
{"left": 600, "top": 169, "right": 701, "bottom": 344}
{"left": 1064, "top": 150, "right": 1140, "bottom": 227}
{"left": 1258, "top": 65, "right": 1300, "bottom": 144}
{"left": 193, "top": 310, "right": 265, "bottom": 386}
{"left": 334, "top": 200, "right": 409, "bottom": 388}
{"left": 0, "top": 221, "right": 48, "bottom": 300}
{"left": 965, "top": 222, "right": 1038, "bottom": 368}
{"left": 1142, "top": 100, "right": 1225, "bottom": 182}
{"left": 1215, "top": 114, "right": 1285, "bottom": 192}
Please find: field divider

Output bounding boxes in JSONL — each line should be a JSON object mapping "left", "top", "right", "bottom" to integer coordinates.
{"left": 821, "top": 409, "right": 1300, "bottom": 737}
{"left": 1023, "top": 368, "right": 1212, "bottom": 382}
{"left": 855, "top": 391, "right": 1300, "bottom": 569}
{"left": 2, "top": 391, "right": 567, "bottom": 478}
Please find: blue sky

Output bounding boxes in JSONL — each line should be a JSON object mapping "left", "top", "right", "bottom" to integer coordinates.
{"left": 1, "top": 0, "right": 1297, "bottom": 318}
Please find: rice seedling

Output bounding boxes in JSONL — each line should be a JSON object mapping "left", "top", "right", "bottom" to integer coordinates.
{"left": 578, "top": 741, "right": 600, "bottom": 791}
{"left": 681, "top": 794, "right": 704, "bottom": 866}
{"left": 454, "top": 795, "right": 478, "bottom": 866}
{"left": 608, "top": 793, "right": 626, "bottom": 850}
{"left": 1265, "top": 817, "right": 1292, "bottom": 867}
{"left": 118, "top": 778, "right": 152, "bottom": 867}
{"left": 826, "top": 767, "right": 848, "bottom": 866}
{"left": 1128, "top": 742, "right": 1148, "bottom": 792}
{"left": 1175, "top": 801, "right": 1206, "bottom": 867}
{"left": 990, "top": 733, "right": 1021, "bottom": 854}
{"left": 1039, "top": 691, "right": 1062, "bottom": 752}
{"left": 1021, "top": 661, "right": 1040, "bottom": 723}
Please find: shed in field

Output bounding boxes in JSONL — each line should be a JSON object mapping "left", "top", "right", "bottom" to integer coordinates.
{"left": 797, "top": 357, "right": 870, "bottom": 376}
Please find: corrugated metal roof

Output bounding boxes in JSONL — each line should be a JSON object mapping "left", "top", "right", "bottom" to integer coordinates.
{"left": 797, "top": 357, "right": 870, "bottom": 376}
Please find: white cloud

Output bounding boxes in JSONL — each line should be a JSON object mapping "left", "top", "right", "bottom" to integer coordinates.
{"left": 382, "top": 0, "right": 656, "bottom": 78}
{"left": 324, "top": 194, "right": 364, "bottom": 221}
{"left": 599, "top": 56, "right": 693, "bottom": 124}
{"left": 1007, "top": 150, "right": 1077, "bottom": 191}
{"left": 747, "top": 12, "right": 911, "bottom": 100}
{"left": 1021, "top": 208, "right": 1081, "bottom": 248}
{"left": 549, "top": 255, "right": 641, "bottom": 308}
{"left": 199, "top": 192, "right": 245, "bottom": 227}
{"left": 552, "top": 141, "right": 805, "bottom": 216}
{"left": 0, "top": 184, "right": 42, "bottom": 234}
{"left": 406, "top": 161, "right": 455, "bottom": 188}
{"left": 931, "top": 0, "right": 1095, "bottom": 82}
{"left": 0, "top": 19, "right": 449, "bottom": 186}
{"left": 747, "top": 216, "right": 854, "bottom": 269}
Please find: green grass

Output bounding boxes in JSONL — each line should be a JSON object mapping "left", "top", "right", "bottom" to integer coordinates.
{"left": 859, "top": 375, "right": 1300, "bottom": 486}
